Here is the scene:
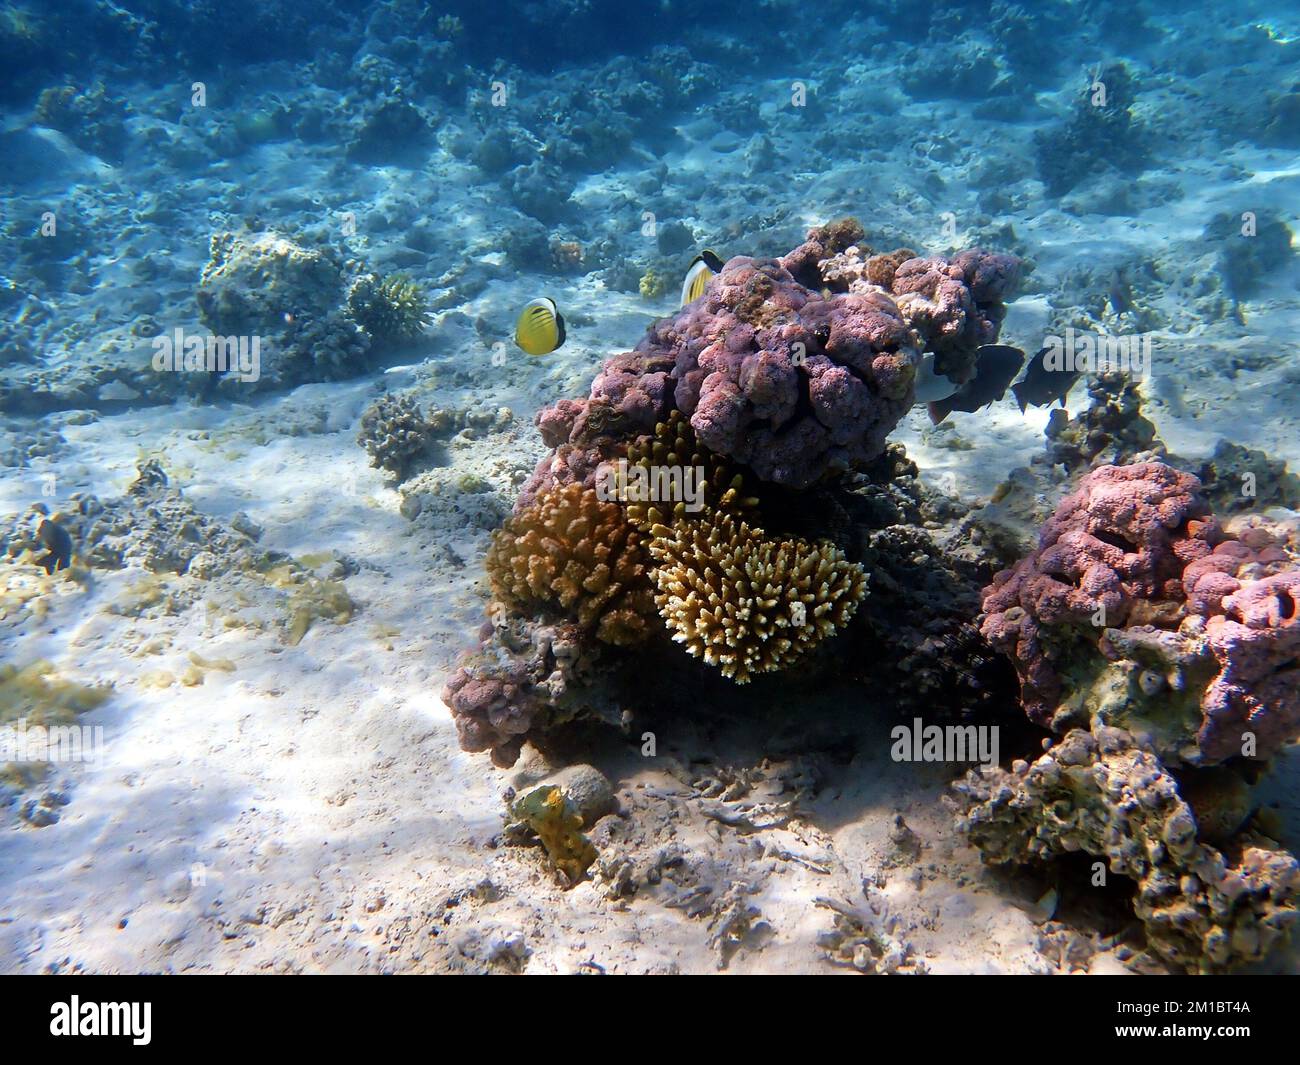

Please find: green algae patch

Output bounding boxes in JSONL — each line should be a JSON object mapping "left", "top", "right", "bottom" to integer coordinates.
{"left": 107, "top": 572, "right": 171, "bottom": 617}
{"left": 0, "top": 661, "right": 112, "bottom": 727}
{"left": 285, "top": 577, "right": 355, "bottom": 646}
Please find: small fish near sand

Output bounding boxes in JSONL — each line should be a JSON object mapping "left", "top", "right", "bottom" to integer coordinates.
{"left": 680, "top": 250, "right": 725, "bottom": 307}
{"left": 1011, "top": 346, "right": 1081, "bottom": 412}
{"left": 514, "top": 297, "right": 566, "bottom": 355}
{"left": 36, "top": 517, "right": 73, "bottom": 574}
{"left": 926, "top": 345, "right": 1027, "bottom": 424}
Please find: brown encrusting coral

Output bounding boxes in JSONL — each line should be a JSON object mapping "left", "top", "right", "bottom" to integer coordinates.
{"left": 647, "top": 510, "right": 867, "bottom": 683}
{"left": 485, "top": 483, "right": 656, "bottom": 647}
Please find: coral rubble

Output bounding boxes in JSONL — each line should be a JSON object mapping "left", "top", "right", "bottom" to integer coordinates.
{"left": 952, "top": 727, "right": 1300, "bottom": 973}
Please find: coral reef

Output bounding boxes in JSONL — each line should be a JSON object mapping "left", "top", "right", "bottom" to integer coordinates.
{"left": 815, "top": 894, "right": 927, "bottom": 975}
{"left": 803, "top": 232, "right": 1021, "bottom": 386}
{"left": 638, "top": 269, "right": 665, "bottom": 300}
{"left": 647, "top": 511, "right": 867, "bottom": 684}
{"left": 485, "top": 483, "right": 656, "bottom": 647}
{"left": 457, "top": 223, "right": 1020, "bottom": 761}
{"left": 952, "top": 727, "right": 1300, "bottom": 973}
{"left": 346, "top": 98, "right": 435, "bottom": 164}
{"left": 834, "top": 446, "right": 1019, "bottom": 717}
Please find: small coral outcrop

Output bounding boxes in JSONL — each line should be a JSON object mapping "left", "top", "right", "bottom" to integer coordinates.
{"left": 197, "top": 233, "right": 433, "bottom": 394}
{"left": 197, "top": 231, "right": 371, "bottom": 391}
{"left": 952, "top": 727, "right": 1300, "bottom": 973}
{"left": 647, "top": 511, "right": 867, "bottom": 683}
{"left": 442, "top": 615, "right": 608, "bottom": 768}
{"left": 356, "top": 393, "right": 436, "bottom": 480}
{"left": 1044, "top": 370, "right": 1163, "bottom": 472}
{"left": 485, "top": 483, "right": 656, "bottom": 647}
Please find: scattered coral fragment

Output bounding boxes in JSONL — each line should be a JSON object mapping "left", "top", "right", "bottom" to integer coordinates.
{"left": 508, "top": 784, "right": 598, "bottom": 885}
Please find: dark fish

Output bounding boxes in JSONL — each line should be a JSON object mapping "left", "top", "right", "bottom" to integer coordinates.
{"left": 1011, "top": 346, "right": 1080, "bottom": 413}
{"left": 1107, "top": 269, "right": 1133, "bottom": 316}
{"left": 927, "top": 345, "right": 1025, "bottom": 424}
{"left": 36, "top": 518, "right": 73, "bottom": 574}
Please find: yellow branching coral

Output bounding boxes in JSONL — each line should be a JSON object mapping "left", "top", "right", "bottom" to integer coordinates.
{"left": 621, "top": 410, "right": 760, "bottom": 530}
{"left": 486, "top": 483, "right": 655, "bottom": 646}
{"left": 648, "top": 511, "right": 867, "bottom": 683}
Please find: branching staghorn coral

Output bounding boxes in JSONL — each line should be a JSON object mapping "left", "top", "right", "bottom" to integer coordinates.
{"left": 485, "top": 483, "right": 656, "bottom": 647}
{"left": 951, "top": 727, "right": 1300, "bottom": 973}
{"left": 647, "top": 510, "right": 867, "bottom": 683}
